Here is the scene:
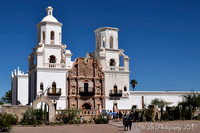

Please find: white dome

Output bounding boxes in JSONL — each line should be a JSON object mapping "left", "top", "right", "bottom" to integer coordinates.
{"left": 41, "top": 6, "right": 59, "bottom": 23}
{"left": 41, "top": 15, "right": 58, "bottom": 22}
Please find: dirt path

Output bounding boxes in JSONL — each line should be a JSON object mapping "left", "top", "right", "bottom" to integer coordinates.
{"left": 11, "top": 124, "right": 123, "bottom": 133}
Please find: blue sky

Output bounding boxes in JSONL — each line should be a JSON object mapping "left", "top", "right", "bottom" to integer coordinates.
{"left": 0, "top": 0, "right": 200, "bottom": 97}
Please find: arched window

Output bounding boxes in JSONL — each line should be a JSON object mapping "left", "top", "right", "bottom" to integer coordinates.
{"left": 124, "top": 86, "right": 127, "bottom": 91}
{"left": 52, "top": 81, "right": 56, "bottom": 93}
{"left": 110, "top": 59, "right": 116, "bottom": 66}
{"left": 42, "top": 31, "right": 45, "bottom": 41}
{"left": 84, "top": 83, "right": 88, "bottom": 92}
{"left": 50, "top": 31, "right": 55, "bottom": 40}
{"left": 40, "top": 82, "right": 44, "bottom": 91}
{"left": 102, "top": 36, "right": 105, "bottom": 48}
{"left": 110, "top": 36, "right": 113, "bottom": 48}
{"left": 114, "top": 85, "right": 117, "bottom": 94}
{"left": 49, "top": 55, "right": 56, "bottom": 63}
{"left": 119, "top": 56, "right": 124, "bottom": 66}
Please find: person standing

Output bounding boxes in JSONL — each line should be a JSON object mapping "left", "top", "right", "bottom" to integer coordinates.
{"left": 113, "top": 111, "right": 116, "bottom": 120}
{"left": 119, "top": 111, "right": 122, "bottom": 121}
{"left": 128, "top": 114, "right": 133, "bottom": 130}
{"left": 116, "top": 112, "right": 119, "bottom": 121}
{"left": 123, "top": 115, "right": 129, "bottom": 131}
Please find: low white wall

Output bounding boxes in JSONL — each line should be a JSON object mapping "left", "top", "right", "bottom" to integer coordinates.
{"left": 129, "top": 91, "right": 199, "bottom": 109}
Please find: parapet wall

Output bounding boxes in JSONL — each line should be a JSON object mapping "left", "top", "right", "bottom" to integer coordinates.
{"left": 0, "top": 105, "right": 30, "bottom": 121}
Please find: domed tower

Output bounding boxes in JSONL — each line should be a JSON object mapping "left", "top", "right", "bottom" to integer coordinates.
{"left": 28, "top": 6, "right": 72, "bottom": 109}
{"left": 37, "top": 6, "right": 62, "bottom": 45}
{"left": 92, "top": 27, "right": 131, "bottom": 111}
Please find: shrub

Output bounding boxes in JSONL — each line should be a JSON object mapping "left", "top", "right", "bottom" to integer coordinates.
{"left": 54, "top": 121, "right": 64, "bottom": 125}
{"left": 145, "top": 105, "right": 154, "bottom": 122}
{"left": 0, "top": 113, "right": 18, "bottom": 132}
{"left": 21, "top": 108, "right": 44, "bottom": 125}
{"left": 82, "top": 120, "right": 88, "bottom": 124}
{"left": 60, "top": 108, "right": 79, "bottom": 124}
{"left": 93, "top": 115, "right": 108, "bottom": 124}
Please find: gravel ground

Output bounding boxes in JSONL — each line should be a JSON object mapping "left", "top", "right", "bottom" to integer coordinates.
{"left": 11, "top": 124, "right": 123, "bottom": 133}
{"left": 10, "top": 120, "right": 200, "bottom": 133}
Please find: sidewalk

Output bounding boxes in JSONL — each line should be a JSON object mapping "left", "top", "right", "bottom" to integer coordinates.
{"left": 109, "top": 120, "right": 140, "bottom": 133}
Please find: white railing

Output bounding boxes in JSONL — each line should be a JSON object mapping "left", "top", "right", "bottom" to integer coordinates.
{"left": 44, "top": 63, "right": 65, "bottom": 68}
{"left": 105, "top": 66, "right": 126, "bottom": 71}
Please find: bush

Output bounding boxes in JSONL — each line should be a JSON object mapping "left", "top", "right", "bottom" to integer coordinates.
{"left": 59, "top": 108, "right": 79, "bottom": 124}
{"left": 93, "top": 116, "right": 108, "bottom": 124}
{"left": 21, "top": 108, "right": 44, "bottom": 125}
{"left": 0, "top": 113, "right": 18, "bottom": 132}
{"left": 145, "top": 106, "right": 154, "bottom": 122}
{"left": 54, "top": 121, "right": 64, "bottom": 125}
{"left": 82, "top": 120, "right": 88, "bottom": 124}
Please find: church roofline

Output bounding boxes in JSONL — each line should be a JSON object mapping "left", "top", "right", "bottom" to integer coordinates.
{"left": 94, "top": 27, "right": 119, "bottom": 33}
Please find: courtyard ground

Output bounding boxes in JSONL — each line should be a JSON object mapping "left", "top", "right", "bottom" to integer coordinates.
{"left": 11, "top": 124, "right": 123, "bottom": 133}
{"left": 10, "top": 120, "right": 200, "bottom": 133}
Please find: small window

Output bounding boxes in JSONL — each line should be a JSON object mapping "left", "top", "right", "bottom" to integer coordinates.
{"left": 42, "top": 31, "right": 45, "bottom": 40}
{"left": 84, "top": 83, "right": 88, "bottom": 92}
{"left": 49, "top": 55, "right": 56, "bottom": 63}
{"left": 51, "top": 31, "right": 55, "bottom": 40}
{"left": 52, "top": 81, "right": 56, "bottom": 93}
{"left": 110, "top": 36, "right": 113, "bottom": 48}
{"left": 102, "top": 36, "right": 105, "bottom": 48}
{"left": 40, "top": 82, "right": 44, "bottom": 90}
{"left": 110, "top": 59, "right": 116, "bottom": 66}
{"left": 114, "top": 85, "right": 117, "bottom": 94}
{"left": 124, "top": 86, "right": 127, "bottom": 91}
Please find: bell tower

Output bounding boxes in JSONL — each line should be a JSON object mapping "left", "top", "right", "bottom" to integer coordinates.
{"left": 95, "top": 27, "right": 119, "bottom": 50}
{"left": 37, "top": 6, "right": 62, "bottom": 45}
{"left": 92, "top": 27, "right": 131, "bottom": 111}
{"left": 28, "top": 6, "right": 72, "bottom": 110}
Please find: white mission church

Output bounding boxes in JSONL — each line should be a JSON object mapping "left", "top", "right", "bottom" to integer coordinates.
{"left": 11, "top": 6, "right": 194, "bottom": 112}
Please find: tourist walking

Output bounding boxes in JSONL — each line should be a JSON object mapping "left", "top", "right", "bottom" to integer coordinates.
{"left": 119, "top": 111, "right": 122, "bottom": 120}
{"left": 123, "top": 115, "right": 129, "bottom": 131}
{"left": 113, "top": 111, "right": 116, "bottom": 120}
{"left": 128, "top": 114, "right": 133, "bottom": 130}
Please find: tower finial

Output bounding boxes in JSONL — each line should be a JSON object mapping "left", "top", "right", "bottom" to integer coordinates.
{"left": 46, "top": 6, "right": 53, "bottom": 16}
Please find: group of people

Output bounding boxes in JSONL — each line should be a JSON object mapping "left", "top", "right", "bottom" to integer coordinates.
{"left": 106, "top": 110, "right": 123, "bottom": 121}
{"left": 106, "top": 110, "right": 141, "bottom": 131}
{"left": 123, "top": 112, "right": 134, "bottom": 131}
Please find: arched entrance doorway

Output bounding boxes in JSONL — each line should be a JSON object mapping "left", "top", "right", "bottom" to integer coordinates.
{"left": 36, "top": 102, "right": 49, "bottom": 123}
{"left": 82, "top": 103, "right": 91, "bottom": 109}
{"left": 32, "top": 94, "right": 55, "bottom": 122}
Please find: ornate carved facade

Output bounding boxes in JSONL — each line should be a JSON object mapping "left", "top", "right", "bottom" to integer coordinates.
{"left": 67, "top": 57, "right": 105, "bottom": 110}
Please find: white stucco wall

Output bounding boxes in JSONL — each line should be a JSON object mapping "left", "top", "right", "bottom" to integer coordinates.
{"left": 11, "top": 68, "right": 28, "bottom": 105}
{"left": 129, "top": 91, "right": 198, "bottom": 109}
{"left": 37, "top": 69, "right": 68, "bottom": 109}
{"left": 104, "top": 72, "right": 129, "bottom": 96}
{"left": 17, "top": 76, "right": 28, "bottom": 105}
{"left": 106, "top": 97, "right": 131, "bottom": 111}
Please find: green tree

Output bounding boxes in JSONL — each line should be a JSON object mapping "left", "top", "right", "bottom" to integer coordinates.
{"left": 151, "top": 98, "right": 168, "bottom": 120}
{"left": 130, "top": 79, "right": 138, "bottom": 91}
{"left": 1, "top": 90, "right": 12, "bottom": 104}
{"left": 151, "top": 98, "right": 168, "bottom": 109}
{"left": 178, "top": 92, "right": 200, "bottom": 120}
